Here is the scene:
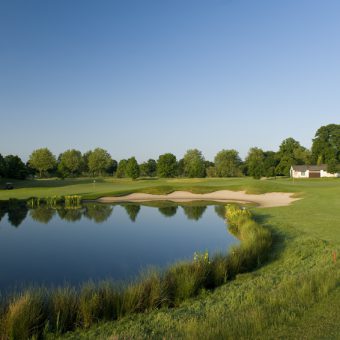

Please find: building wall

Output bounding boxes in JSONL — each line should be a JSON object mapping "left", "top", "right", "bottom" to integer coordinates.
{"left": 320, "top": 170, "right": 339, "bottom": 178}
{"left": 291, "top": 170, "right": 309, "bottom": 178}
{"left": 291, "top": 168, "right": 340, "bottom": 178}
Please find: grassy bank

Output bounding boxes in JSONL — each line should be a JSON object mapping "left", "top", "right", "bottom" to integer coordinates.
{"left": 1, "top": 177, "right": 339, "bottom": 339}
{"left": 0, "top": 177, "right": 299, "bottom": 201}
{"left": 58, "top": 218, "right": 339, "bottom": 340}
{"left": 0, "top": 205, "right": 271, "bottom": 339}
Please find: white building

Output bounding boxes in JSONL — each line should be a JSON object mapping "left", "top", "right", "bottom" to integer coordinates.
{"left": 290, "top": 165, "right": 340, "bottom": 178}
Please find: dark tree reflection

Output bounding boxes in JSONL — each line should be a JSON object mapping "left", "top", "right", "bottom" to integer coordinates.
{"left": 7, "top": 199, "right": 28, "bottom": 227}
{"left": 30, "top": 207, "right": 55, "bottom": 224}
{"left": 0, "top": 201, "right": 7, "bottom": 223}
{"left": 84, "top": 203, "right": 113, "bottom": 223}
{"left": 57, "top": 208, "right": 83, "bottom": 222}
{"left": 214, "top": 205, "right": 226, "bottom": 220}
{"left": 182, "top": 205, "right": 207, "bottom": 221}
{"left": 158, "top": 206, "right": 178, "bottom": 218}
{"left": 124, "top": 204, "right": 141, "bottom": 222}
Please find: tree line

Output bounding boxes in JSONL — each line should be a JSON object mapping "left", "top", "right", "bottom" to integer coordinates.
{"left": 0, "top": 124, "right": 339, "bottom": 180}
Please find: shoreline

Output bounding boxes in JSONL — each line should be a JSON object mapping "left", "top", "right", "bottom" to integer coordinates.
{"left": 97, "top": 190, "right": 301, "bottom": 208}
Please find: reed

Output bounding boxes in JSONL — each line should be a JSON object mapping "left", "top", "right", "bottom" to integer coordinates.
{"left": 0, "top": 205, "right": 273, "bottom": 339}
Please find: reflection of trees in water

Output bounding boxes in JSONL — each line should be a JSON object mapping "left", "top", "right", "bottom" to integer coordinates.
{"left": 57, "top": 208, "right": 83, "bottom": 222}
{"left": 124, "top": 204, "right": 141, "bottom": 222}
{"left": 214, "top": 205, "right": 226, "bottom": 220}
{"left": 182, "top": 205, "right": 207, "bottom": 221}
{"left": 6, "top": 200, "right": 28, "bottom": 227}
{"left": 30, "top": 207, "right": 55, "bottom": 224}
{"left": 0, "top": 201, "right": 6, "bottom": 223}
{"left": 158, "top": 206, "right": 178, "bottom": 217}
{"left": 83, "top": 204, "right": 113, "bottom": 223}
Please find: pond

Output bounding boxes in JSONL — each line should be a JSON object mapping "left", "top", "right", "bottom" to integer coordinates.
{"left": 0, "top": 201, "right": 238, "bottom": 292}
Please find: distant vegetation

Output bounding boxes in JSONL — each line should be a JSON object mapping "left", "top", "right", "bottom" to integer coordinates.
{"left": 0, "top": 124, "right": 339, "bottom": 180}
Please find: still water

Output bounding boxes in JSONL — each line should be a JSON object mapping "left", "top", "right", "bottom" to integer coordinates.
{"left": 0, "top": 201, "right": 238, "bottom": 291}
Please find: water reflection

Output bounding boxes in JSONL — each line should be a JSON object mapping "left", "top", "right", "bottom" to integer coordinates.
{"left": 0, "top": 202, "right": 238, "bottom": 291}
{"left": 158, "top": 206, "right": 178, "bottom": 217}
{"left": 0, "top": 200, "right": 28, "bottom": 227}
{"left": 30, "top": 207, "right": 56, "bottom": 224}
{"left": 214, "top": 205, "right": 226, "bottom": 220}
{"left": 83, "top": 203, "right": 113, "bottom": 223}
{"left": 0, "top": 201, "right": 228, "bottom": 227}
{"left": 182, "top": 205, "right": 207, "bottom": 221}
{"left": 123, "top": 204, "right": 141, "bottom": 222}
{"left": 57, "top": 208, "right": 83, "bottom": 222}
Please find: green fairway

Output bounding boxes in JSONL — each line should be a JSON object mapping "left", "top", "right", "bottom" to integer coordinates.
{"left": 1, "top": 177, "right": 340, "bottom": 339}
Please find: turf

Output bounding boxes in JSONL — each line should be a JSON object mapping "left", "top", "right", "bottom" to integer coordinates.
{"left": 1, "top": 177, "right": 340, "bottom": 339}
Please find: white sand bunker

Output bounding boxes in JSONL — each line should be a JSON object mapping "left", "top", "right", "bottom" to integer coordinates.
{"left": 97, "top": 190, "right": 301, "bottom": 208}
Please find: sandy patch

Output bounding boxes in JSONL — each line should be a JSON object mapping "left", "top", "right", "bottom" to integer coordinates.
{"left": 97, "top": 190, "right": 301, "bottom": 208}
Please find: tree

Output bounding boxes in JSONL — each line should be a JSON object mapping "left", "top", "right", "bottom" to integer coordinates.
{"left": 126, "top": 157, "right": 140, "bottom": 179}
{"left": 327, "top": 159, "right": 339, "bottom": 174}
{"left": 312, "top": 124, "right": 340, "bottom": 164}
{"left": 183, "top": 149, "right": 206, "bottom": 178}
{"left": 107, "top": 159, "right": 118, "bottom": 175}
{"left": 263, "top": 151, "right": 278, "bottom": 177}
{"left": 82, "top": 151, "right": 92, "bottom": 174}
{"left": 58, "top": 149, "right": 83, "bottom": 177}
{"left": 177, "top": 158, "right": 185, "bottom": 177}
{"left": 245, "top": 147, "right": 266, "bottom": 179}
{"left": 3, "top": 155, "right": 27, "bottom": 179}
{"left": 116, "top": 159, "right": 128, "bottom": 178}
{"left": 157, "top": 153, "right": 178, "bottom": 178}
{"left": 214, "top": 149, "right": 242, "bottom": 177}
{"left": 140, "top": 159, "right": 157, "bottom": 177}
{"left": 275, "top": 138, "right": 310, "bottom": 176}
{"left": 87, "top": 148, "right": 112, "bottom": 176}
{"left": 0, "top": 154, "right": 5, "bottom": 177}
{"left": 206, "top": 166, "right": 217, "bottom": 177}
{"left": 29, "top": 148, "right": 56, "bottom": 177}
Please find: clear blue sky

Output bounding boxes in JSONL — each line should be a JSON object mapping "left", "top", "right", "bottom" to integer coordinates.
{"left": 0, "top": 0, "right": 339, "bottom": 162}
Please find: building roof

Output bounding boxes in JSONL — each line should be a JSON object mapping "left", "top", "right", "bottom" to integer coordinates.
{"left": 291, "top": 164, "right": 328, "bottom": 171}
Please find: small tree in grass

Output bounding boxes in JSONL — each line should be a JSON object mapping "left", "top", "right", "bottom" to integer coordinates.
{"left": 29, "top": 148, "right": 56, "bottom": 177}
{"left": 126, "top": 157, "right": 140, "bottom": 179}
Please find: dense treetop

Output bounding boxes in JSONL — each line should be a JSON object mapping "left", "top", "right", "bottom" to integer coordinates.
{"left": 1, "top": 124, "right": 339, "bottom": 180}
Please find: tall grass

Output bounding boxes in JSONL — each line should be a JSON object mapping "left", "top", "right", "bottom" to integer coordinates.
{"left": 175, "top": 266, "right": 339, "bottom": 340}
{"left": 27, "top": 195, "right": 82, "bottom": 209}
{"left": 0, "top": 205, "right": 272, "bottom": 339}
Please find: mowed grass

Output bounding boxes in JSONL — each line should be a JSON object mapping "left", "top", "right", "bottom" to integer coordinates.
{"left": 0, "top": 176, "right": 302, "bottom": 200}
{"left": 1, "top": 177, "right": 340, "bottom": 339}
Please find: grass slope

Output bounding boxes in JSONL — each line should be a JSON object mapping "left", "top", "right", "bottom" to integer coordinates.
{"left": 1, "top": 177, "right": 340, "bottom": 339}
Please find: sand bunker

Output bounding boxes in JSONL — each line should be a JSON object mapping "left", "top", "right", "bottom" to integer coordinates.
{"left": 97, "top": 190, "right": 301, "bottom": 208}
